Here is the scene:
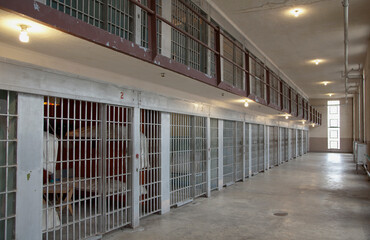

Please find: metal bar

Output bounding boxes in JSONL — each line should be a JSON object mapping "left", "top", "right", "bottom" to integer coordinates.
{"left": 217, "top": 120, "right": 223, "bottom": 190}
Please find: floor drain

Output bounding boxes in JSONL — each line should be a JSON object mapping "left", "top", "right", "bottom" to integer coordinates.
{"left": 273, "top": 212, "right": 288, "bottom": 217}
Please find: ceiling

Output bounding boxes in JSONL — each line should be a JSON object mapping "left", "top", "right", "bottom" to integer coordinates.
{"left": 210, "top": 0, "right": 370, "bottom": 99}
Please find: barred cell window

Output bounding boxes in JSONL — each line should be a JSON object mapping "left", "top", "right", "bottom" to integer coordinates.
{"left": 291, "top": 90, "right": 297, "bottom": 116}
{"left": 250, "top": 55, "right": 266, "bottom": 100}
{"left": 46, "top": 0, "right": 104, "bottom": 28}
{"left": 282, "top": 82, "right": 290, "bottom": 111}
{"left": 171, "top": 0, "right": 208, "bottom": 73}
{"left": 269, "top": 72, "right": 280, "bottom": 107}
{"left": 222, "top": 32, "right": 243, "bottom": 89}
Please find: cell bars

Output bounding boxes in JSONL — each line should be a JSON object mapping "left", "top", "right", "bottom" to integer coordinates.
{"left": 303, "top": 131, "right": 307, "bottom": 154}
{"left": 210, "top": 119, "right": 218, "bottom": 191}
{"left": 170, "top": 114, "right": 207, "bottom": 206}
{"left": 235, "top": 122, "right": 243, "bottom": 181}
{"left": 251, "top": 124, "right": 259, "bottom": 175}
{"left": 42, "top": 97, "right": 132, "bottom": 239}
{"left": 0, "top": 90, "right": 17, "bottom": 240}
{"left": 297, "top": 130, "right": 302, "bottom": 156}
{"left": 244, "top": 123, "right": 250, "bottom": 178}
{"left": 139, "top": 110, "right": 161, "bottom": 217}
{"left": 258, "top": 124, "right": 264, "bottom": 172}
{"left": 269, "top": 126, "right": 278, "bottom": 167}
{"left": 290, "top": 129, "right": 296, "bottom": 159}
{"left": 105, "top": 104, "right": 132, "bottom": 232}
{"left": 283, "top": 128, "right": 289, "bottom": 162}
{"left": 223, "top": 120, "right": 235, "bottom": 185}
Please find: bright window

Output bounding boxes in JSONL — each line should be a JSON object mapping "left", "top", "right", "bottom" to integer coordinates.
{"left": 327, "top": 100, "right": 340, "bottom": 149}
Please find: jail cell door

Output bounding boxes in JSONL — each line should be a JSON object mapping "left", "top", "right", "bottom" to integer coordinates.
{"left": 273, "top": 127, "right": 278, "bottom": 166}
{"left": 257, "top": 125, "right": 264, "bottom": 172}
{"left": 291, "top": 129, "right": 296, "bottom": 159}
{"left": 251, "top": 124, "right": 258, "bottom": 175}
{"left": 303, "top": 131, "right": 307, "bottom": 154}
{"left": 269, "top": 126, "right": 278, "bottom": 167}
{"left": 268, "top": 127, "right": 274, "bottom": 168}
{"left": 284, "top": 129, "right": 289, "bottom": 162}
{"left": 139, "top": 110, "right": 161, "bottom": 218}
{"left": 105, "top": 105, "right": 132, "bottom": 232}
{"left": 193, "top": 116, "right": 207, "bottom": 197}
{"left": 0, "top": 90, "right": 17, "bottom": 240}
{"left": 43, "top": 97, "right": 103, "bottom": 240}
{"left": 223, "top": 120, "right": 235, "bottom": 185}
{"left": 210, "top": 119, "right": 218, "bottom": 191}
{"left": 235, "top": 122, "right": 243, "bottom": 181}
{"left": 170, "top": 114, "right": 192, "bottom": 206}
{"left": 297, "top": 130, "right": 302, "bottom": 156}
{"left": 244, "top": 123, "right": 250, "bottom": 178}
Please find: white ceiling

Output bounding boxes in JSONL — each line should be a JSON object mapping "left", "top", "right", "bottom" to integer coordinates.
{"left": 210, "top": 0, "right": 370, "bottom": 99}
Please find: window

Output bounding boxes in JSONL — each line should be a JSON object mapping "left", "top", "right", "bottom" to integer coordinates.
{"left": 327, "top": 100, "right": 340, "bottom": 149}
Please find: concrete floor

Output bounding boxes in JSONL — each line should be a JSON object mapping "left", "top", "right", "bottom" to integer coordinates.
{"left": 105, "top": 153, "right": 370, "bottom": 240}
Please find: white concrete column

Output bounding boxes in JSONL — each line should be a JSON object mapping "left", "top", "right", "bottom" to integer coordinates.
{"left": 16, "top": 93, "right": 43, "bottom": 240}
{"left": 248, "top": 124, "right": 252, "bottom": 176}
{"left": 206, "top": 117, "right": 211, "bottom": 197}
{"left": 131, "top": 107, "right": 140, "bottom": 228}
{"left": 266, "top": 126, "right": 270, "bottom": 170}
{"left": 160, "top": 112, "right": 170, "bottom": 214}
{"left": 242, "top": 121, "right": 246, "bottom": 181}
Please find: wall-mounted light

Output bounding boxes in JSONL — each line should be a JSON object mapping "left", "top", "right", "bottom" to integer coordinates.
{"left": 290, "top": 8, "right": 303, "bottom": 17}
{"left": 323, "top": 81, "right": 329, "bottom": 86}
{"left": 328, "top": 93, "right": 333, "bottom": 97}
{"left": 302, "top": 120, "right": 306, "bottom": 124}
{"left": 244, "top": 101, "right": 249, "bottom": 107}
{"left": 285, "top": 115, "right": 289, "bottom": 119}
{"left": 19, "top": 25, "right": 30, "bottom": 43}
{"left": 312, "top": 123, "right": 315, "bottom": 127}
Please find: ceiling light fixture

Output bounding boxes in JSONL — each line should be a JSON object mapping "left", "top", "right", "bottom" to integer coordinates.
{"left": 244, "top": 101, "right": 249, "bottom": 107}
{"left": 285, "top": 115, "right": 289, "bottom": 119}
{"left": 328, "top": 93, "right": 333, "bottom": 97}
{"left": 323, "top": 81, "right": 329, "bottom": 86}
{"left": 312, "top": 123, "right": 315, "bottom": 127}
{"left": 290, "top": 8, "right": 303, "bottom": 17}
{"left": 313, "top": 59, "right": 322, "bottom": 65}
{"left": 19, "top": 25, "right": 30, "bottom": 43}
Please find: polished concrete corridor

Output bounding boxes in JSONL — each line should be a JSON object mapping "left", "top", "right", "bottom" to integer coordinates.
{"left": 106, "top": 153, "right": 370, "bottom": 240}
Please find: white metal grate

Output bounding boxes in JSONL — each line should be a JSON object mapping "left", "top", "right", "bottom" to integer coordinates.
{"left": 42, "top": 97, "right": 103, "bottom": 239}
{"left": 258, "top": 124, "right": 264, "bottom": 172}
{"left": 290, "top": 129, "right": 296, "bottom": 159}
{"left": 251, "top": 124, "right": 258, "bottom": 175}
{"left": 0, "top": 90, "right": 17, "bottom": 240}
{"left": 269, "top": 126, "right": 278, "bottom": 167}
{"left": 235, "top": 122, "right": 243, "bottom": 181}
{"left": 105, "top": 104, "right": 132, "bottom": 231}
{"left": 170, "top": 113, "right": 192, "bottom": 206}
{"left": 210, "top": 119, "right": 218, "bottom": 191}
{"left": 42, "top": 97, "right": 132, "bottom": 239}
{"left": 244, "top": 123, "right": 249, "bottom": 178}
{"left": 223, "top": 120, "right": 234, "bottom": 185}
{"left": 193, "top": 117, "right": 207, "bottom": 197}
{"left": 139, "top": 110, "right": 161, "bottom": 218}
